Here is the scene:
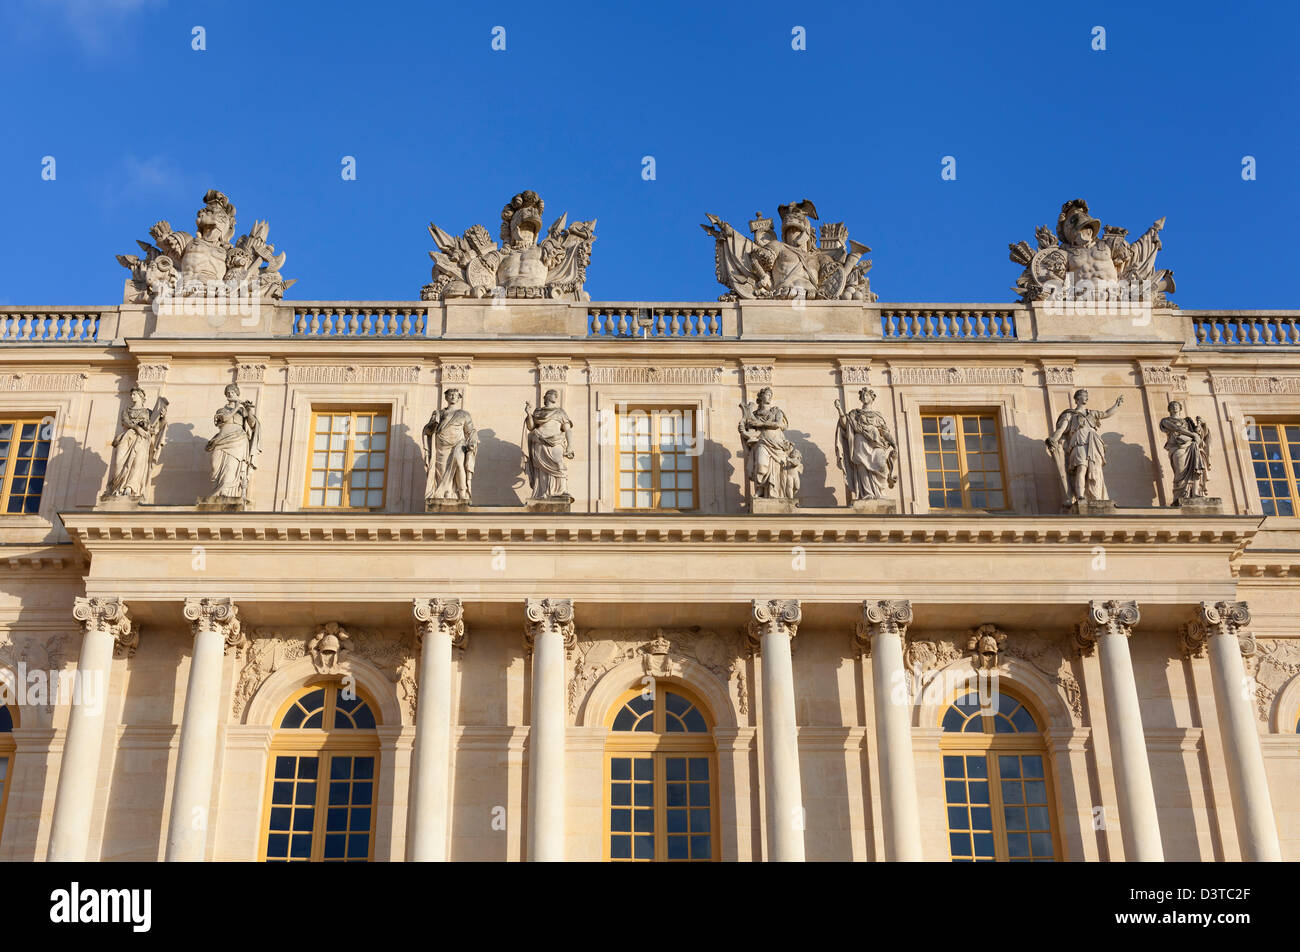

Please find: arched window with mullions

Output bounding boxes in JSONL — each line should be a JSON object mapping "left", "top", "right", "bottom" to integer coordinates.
{"left": 0, "top": 705, "right": 15, "bottom": 851}
{"left": 260, "top": 684, "right": 380, "bottom": 862}
{"left": 940, "top": 687, "right": 1060, "bottom": 862}
{"left": 604, "top": 685, "right": 718, "bottom": 862}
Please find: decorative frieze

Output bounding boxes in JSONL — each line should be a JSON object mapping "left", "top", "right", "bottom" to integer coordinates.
{"left": 1251, "top": 638, "right": 1300, "bottom": 722}
{"left": 287, "top": 364, "right": 421, "bottom": 384}
{"left": 1138, "top": 364, "right": 1188, "bottom": 391}
{"left": 838, "top": 364, "right": 872, "bottom": 386}
{"left": 587, "top": 365, "right": 724, "bottom": 385}
{"left": 440, "top": 361, "right": 473, "bottom": 384}
{"left": 1212, "top": 375, "right": 1300, "bottom": 395}
{"left": 568, "top": 626, "right": 747, "bottom": 715}
{"left": 742, "top": 364, "right": 774, "bottom": 385}
{"left": 234, "top": 362, "right": 268, "bottom": 384}
{"left": 537, "top": 363, "right": 570, "bottom": 385}
{"left": 0, "top": 373, "right": 88, "bottom": 392}
{"left": 1042, "top": 366, "right": 1075, "bottom": 387}
{"left": 135, "top": 364, "right": 170, "bottom": 384}
{"left": 890, "top": 366, "right": 1024, "bottom": 386}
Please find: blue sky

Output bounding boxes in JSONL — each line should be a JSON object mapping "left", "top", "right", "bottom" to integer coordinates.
{"left": 0, "top": 0, "right": 1295, "bottom": 307}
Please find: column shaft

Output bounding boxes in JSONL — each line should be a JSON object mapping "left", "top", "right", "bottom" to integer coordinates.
{"left": 408, "top": 598, "right": 461, "bottom": 861}
{"left": 760, "top": 625, "right": 805, "bottom": 861}
{"left": 525, "top": 598, "right": 572, "bottom": 862}
{"left": 871, "top": 627, "right": 923, "bottom": 861}
{"left": 1207, "top": 632, "right": 1282, "bottom": 861}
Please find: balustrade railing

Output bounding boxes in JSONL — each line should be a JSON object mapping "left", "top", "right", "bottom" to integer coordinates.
{"left": 588, "top": 306, "right": 726, "bottom": 338}
{"left": 0, "top": 310, "right": 101, "bottom": 342}
{"left": 291, "top": 304, "right": 428, "bottom": 337}
{"left": 1193, "top": 314, "right": 1300, "bottom": 346}
{"left": 881, "top": 307, "right": 1018, "bottom": 340}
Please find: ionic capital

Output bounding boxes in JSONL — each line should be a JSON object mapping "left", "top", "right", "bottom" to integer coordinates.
{"left": 1073, "top": 599, "right": 1140, "bottom": 656}
{"left": 414, "top": 597, "right": 466, "bottom": 648}
{"left": 73, "top": 595, "right": 138, "bottom": 659}
{"left": 182, "top": 596, "right": 244, "bottom": 655}
{"left": 1179, "top": 600, "right": 1254, "bottom": 660}
{"left": 523, "top": 598, "right": 576, "bottom": 654}
{"left": 747, "top": 598, "right": 802, "bottom": 651}
{"left": 854, "top": 599, "right": 912, "bottom": 657}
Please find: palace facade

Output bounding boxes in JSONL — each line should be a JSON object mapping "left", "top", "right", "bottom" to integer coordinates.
{"left": 0, "top": 192, "right": 1298, "bottom": 862}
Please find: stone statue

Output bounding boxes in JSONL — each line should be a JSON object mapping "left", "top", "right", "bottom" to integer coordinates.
{"left": 117, "top": 189, "right": 295, "bottom": 304}
{"left": 701, "top": 200, "right": 876, "bottom": 302}
{"left": 834, "top": 387, "right": 898, "bottom": 502}
{"left": 102, "top": 387, "right": 168, "bottom": 501}
{"left": 423, "top": 388, "right": 478, "bottom": 505}
{"left": 738, "top": 387, "right": 802, "bottom": 501}
{"left": 1045, "top": 389, "right": 1124, "bottom": 508}
{"left": 1160, "top": 401, "right": 1212, "bottom": 502}
{"left": 522, "top": 390, "right": 575, "bottom": 502}
{"left": 201, "top": 384, "right": 261, "bottom": 505}
{"left": 422, "top": 190, "right": 596, "bottom": 302}
{"left": 1009, "top": 199, "right": 1173, "bottom": 305}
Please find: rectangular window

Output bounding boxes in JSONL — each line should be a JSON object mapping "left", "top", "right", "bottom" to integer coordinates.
{"left": 921, "top": 413, "right": 1007, "bottom": 510}
{"left": 0, "top": 417, "right": 52, "bottom": 514}
{"left": 304, "top": 409, "right": 389, "bottom": 509}
{"left": 617, "top": 407, "right": 698, "bottom": 510}
{"left": 265, "top": 752, "right": 375, "bottom": 862}
{"left": 1249, "top": 422, "right": 1300, "bottom": 516}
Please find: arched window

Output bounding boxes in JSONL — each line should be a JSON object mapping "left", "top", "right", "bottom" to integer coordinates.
{"left": 261, "top": 684, "right": 379, "bottom": 862}
{"left": 940, "top": 687, "right": 1059, "bottom": 862}
{"left": 0, "top": 705, "right": 14, "bottom": 851}
{"left": 604, "top": 685, "right": 717, "bottom": 862}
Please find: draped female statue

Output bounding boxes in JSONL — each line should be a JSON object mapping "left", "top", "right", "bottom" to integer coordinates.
{"left": 522, "top": 389, "right": 575, "bottom": 501}
{"left": 834, "top": 387, "right": 897, "bottom": 502}
{"left": 103, "top": 387, "right": 167, "bottom": 501}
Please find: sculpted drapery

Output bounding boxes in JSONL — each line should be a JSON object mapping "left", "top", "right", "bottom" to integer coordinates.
{"left": 204, "top": 383, "right": 260, "bottom": 500}
{"left": 523, "top": 389, "right": 574, "bottom": 500}
{"left": 1046, "top": 389, "right": 1124, "bottom": 505}
{"left": 835, "top": 387, "right": 897, "bottom": 501}
{"left": 423, "top": 388, "right": 478, "bottom": 503}
{"left": 739, "top": 387, "right": 801, "bottom": 500}
{"left": 104, "top": 388, "right": 167, "bottom": 499}
{"left": 1160, "top": 401, "right": 1211, "bottom": 500}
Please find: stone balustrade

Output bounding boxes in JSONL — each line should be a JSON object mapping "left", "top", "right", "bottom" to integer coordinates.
{"left": 1189, "top": 312, "right": 1300, "bottom": 347}
{"left": 0, "top": 309, "right": 102, "bottom": 342}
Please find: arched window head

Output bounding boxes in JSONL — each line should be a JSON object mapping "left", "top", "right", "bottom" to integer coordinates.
{"left": 263, "top": 684, "right": 380, "bottom": 862}
{"left": 604, "top": 684, "right": 717, "bottom": 862}
{"left": 939, "top": 686, "right": 1057, "bottom": 862}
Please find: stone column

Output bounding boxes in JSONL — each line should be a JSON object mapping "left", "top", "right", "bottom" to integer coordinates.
{"left": 1181, "top": 601, "right": 1282, "bottom": 862}
{"left": 856, "top": 599, "right": 923, "bottom": 861}
{"left": 166, "top": 597, "right": 243, "bottom": 862}
{"left": 47, "top": 596, "right": 136, "bottom": 862}
{"left": 747, "top": 598, "right": 805, "bottom": 862}
{"left": 523, "top": 598, "right": 574, "bottom": 862}
{"left": 407, "top": 597, "right": 466, "bottom": 862}
{"left": 1074, "top": 599, "right": 1163, "bottom": 861}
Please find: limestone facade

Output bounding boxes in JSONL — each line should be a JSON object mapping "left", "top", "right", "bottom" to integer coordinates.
{"left": 0, "top": 293, "right": 1298, "bottom": 862}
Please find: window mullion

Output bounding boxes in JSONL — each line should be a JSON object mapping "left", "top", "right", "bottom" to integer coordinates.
{"left": 0, "top": 436, "right": 17, "bottom": 508}
{"left": 988, "top": 753, "right": 1009, "bottom": 862}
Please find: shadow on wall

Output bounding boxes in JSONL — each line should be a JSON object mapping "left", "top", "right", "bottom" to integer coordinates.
{"left": 1101, "top": 432, "right": 1157, "bottom": 507}
{"left": 1003, "top": 424, "right": 1053, "bottom": 513}
{"left": 152, "top": 421, "right": 203, "bottom": 505}
{"left": 60, "top": 434, "right": 107, "bottom": 511}
{"left": 474, "top": 428, "right": 525, "bottom": 506}
{"left": 701, "top": 439, "right": 742, "bottom": 513}
{"left": 787, "top": 429, "right": 835, "bottom": 508}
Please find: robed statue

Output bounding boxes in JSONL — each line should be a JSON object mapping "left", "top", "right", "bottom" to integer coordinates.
{"left": 1160, "top": 400, "right": 1211, "bottom": 502}
{"left": 738, "top": 387, "right": 802, "bottom": 500}
{"left": 103, "top": 387, "right": 168, "bottom": 500}
{"left": 204, "top": 383, "right": 261, "bottom": 502}
{"left": 522, "top": 389, "right": 575, "bottom": 501}
{"left": 834, "top": 387, "right": 898, "bottom": 502}
{"left": 423, "top": 388, "right": 478, "bottom": 504}
{"left": 1045, "top": 389, "right": 1124, "bottom": 506}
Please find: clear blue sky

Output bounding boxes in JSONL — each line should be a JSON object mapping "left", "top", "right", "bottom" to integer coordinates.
{"left": 1, "top": 0, "right": 1295, "bottom": 307}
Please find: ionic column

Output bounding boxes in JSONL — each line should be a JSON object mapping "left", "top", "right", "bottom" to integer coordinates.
{"left": 523, "top": 598, "right": 574, "bottom": 862}
{"left": 856, "top": 599, "right": 923, "bottom": 861}
{"left": 748, "top": 598, "right": 805, "bottom": 862}
{"left": 1181, "top": 601, "right": 1282, "bottom": 861}
{"left": 407, "top": 597, "right": 466, "bottom": 862}
{"left": 166, "top": 597, "right": 243, "bottom": 862}
{"left": 47, "top": 596, "right": 136, "bottom": 862}
{"left": 1075, "top": 599, "right": 1164, "bottom": 861}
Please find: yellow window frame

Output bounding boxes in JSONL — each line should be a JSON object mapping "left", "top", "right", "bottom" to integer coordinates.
{"left": 0, "top": 415, "right": 53, "bottom": 515}
{"left": 259, "top": 684, "right": 381, "bottom": 862}
{"left": 615, "top": 405, "right": 700, "bottom": 511}
{"left": 1247, "top": 421, "right": 1300, "bottom": 516}
{"left": 302, "top": 407, "right": 391, "bottom": 511}
{"left": 939, "top": 692, "right": 1061, "bottom": 862}
{"left": 921, "top": 411, "right": 1010, "bottom": 511}
{"left": 603, "top": 683, "right": 719, "bottom": 862}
